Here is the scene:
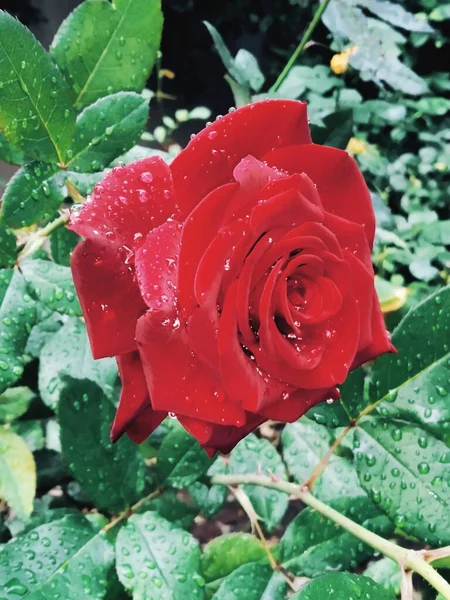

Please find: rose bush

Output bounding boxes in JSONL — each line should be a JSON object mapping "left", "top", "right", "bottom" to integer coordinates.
{"left": 70, "top": 99, "right": 394, "bottom": 454}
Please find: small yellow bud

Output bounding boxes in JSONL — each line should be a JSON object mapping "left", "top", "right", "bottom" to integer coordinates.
{"left": 160, "top": 68, "right": 175, "bottom": 80}
{"left": 347, "top": 137, "right": 367, "bottom": 155}
{"left": 330, "top": 52, "right": 349, "bottom": 74}
{"left": 434, "top": 161, "right": 447, "bottom": 172}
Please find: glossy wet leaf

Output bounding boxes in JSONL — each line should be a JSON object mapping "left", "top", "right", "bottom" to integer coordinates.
{"left": 0, "top": 225, "right": 16, "bottom": 268}
{"left": 38, "top": 317, "right": 117, "bottom": 409}
{"left": 291, "top": 572, "right": 395, "bottom": 599}
{"left": 116, "top": 511, "right": 205, "bottom": 599}
{"left": 363, "top": 558, "right": 401, "bottom": 596}
{"left": 67, "top": 92, "right": 149, "bottom": 172}
{"left": 0, "top": 386, "right": 35, "bottom": 423}
{"left": 157, "top": 426, "right": 212, "bottom": 489}
{"left": 1, "top": 162, "right": 65, "bottom": 228}
{"left": 188, "top": 457, "right": 229, "bottom": 518}
{"left": 201, "top": 533, "right": 266, "bottom": 584}
{"left": 0, "top": 131, "right": 26, "bottom": 165}
{"left": 370, "top": 286, "right": 450, "bottom": 439}
{"left": 282, "top": 418, "right": 364, "bottom": 502}
{"left": 0, "top": 270, "right": 36, "bottom": 394}
{"left": 0, "top": 427, "right": 36, "bottom": 519}
{"left": 0, "top": 11, "right": 76, "bottom": 163}
{"left": 228, "top": 434, "right": 288, "bottom": 531}
{"left": 59, "top": 378, "right": 145, "bottom": 512}
{"left": 0, "top": 514, "right": 114, "bottom": 599}
{"left": 355, "top": 417, "right": 450, "bottom": 545}
{"left": 134, "top": 490, "right": 198, "bottom": 530}
{"left": 279, "top": 496, "right": 394, "bottom": 577}
{"left": 211, "top": 563, "right": 286, "bottom": 600}
{"left": 51, "top": 0, "right": 163, "bottom": 109}
{"left": 21, "top": 259, "right": 81, "bottom": 317}
{"left": 50, "top": 226, "right": 80, "bottom": 267}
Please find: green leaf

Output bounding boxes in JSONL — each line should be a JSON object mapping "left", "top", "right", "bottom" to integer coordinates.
{"left": 291, "top": 573, "right": 395, "bottom": 599}
{"left": 0, "top": 270, "right": 36, "bottom": 394}
{"left": 370, "top": 286, "right": 450, "bottom": 437}
{"left": 0, "top": 269, "right": 13, "bottom": 303}
{"left": 38, "top": 317, "right": 117, "bottom": 409}
{"left": 188, "top": 457, "right": 228, "bottom": 518}
{"left": 0, "top": 11, "right": 76, "bottom": 163}
{"left": 134, "top": 490, "right": 198, "bottom": 529}
{"left": 116, "top": 511, "right": 205, "bottom": 599}
{"left": 282, "top": 419, "right": 364, "bottom": 502}
{"left": 359, "top": 0, "right": 434, "bottom": 32}
{"left": 363, "top": 558, "right": 401, "bottom": 596}
{"left": 233, "top": 49, "right": 265, "bottom": 92}
{"left": 59, "top": 378, "right": 146, "bottom": 512}
{"left": 202, "top": 533, "right": 266, "bottom": 585}
{"left": 25, "top": 312, "right": 63, "bottom": 359}
{"left": 67, "top": 92, "right": 149, "bottom": 172}
{"left": 51, "top": 0, "right": 163, "bottom": 109}
{"left": 0, "top": 131, "right": 26, "bottom": 165}
{"left": 50, "top": 226, "right": 79, "bottom": 267}
{"left": 228, "top": 434, "right": 288, "bottom": 531}
{"left": 355, "top": 417, "right": 450, "bottom": 545}
{"left": 339, "top": 368, "right": 367, "bottom": 419}
{"left": 21, "top": 259, "right": 81, "bottom": 317}
{"left": 157, "top": 426, "right": 212, "bottom": 489}
{"left": 65, "top": 171, "right": 105, "bottom": 197}
{"left": 310, "top": 109, "right": 354, "bottom": 150}
{"left": 279, "top": 496, "right": 394, "bottom": 577}
{"left": 0, "top": 225, "right": 16, "bottom": 268}
{"left": 0, "top": 386, "right": 35, "bottom": 422}
{"left": 11, "top": 420, "right": 45, "bottom": 452}
{"left": 429, "top": 4, "right": 450, "bottom": 21}
{"left": 0, "top": 427, "right": 36, "bottom": 519}
{"left": 1, "top": 162, "right": 65, "bottom": 228}
{"left": 0, "top": 514, "right": 115, "bottom": 599}
{"left": 211, "top": 563, "right": 286, "bottom": 600}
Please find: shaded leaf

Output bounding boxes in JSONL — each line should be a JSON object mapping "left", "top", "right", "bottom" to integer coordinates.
{"left": 201, "top": 533, "right": 266, "bottom": 583}
{"left": 0, "top": 11, "right": 75, "bottom": 163}
{"left": 363, "top": 558, "right": 401, "bottom": 596}
{"left": 0, "top": 225, "right": 16, "bottom": 268}
{"left": 134, "top": 490, "right": 198, "bottom": 529}
{"left": 0, "top": 131, "right": 26, "bottom": 165}
{"left": 59, "top": 378, "right": 145, "bottom": 512}
{"left": 38, "top": 317, "right": 117, "bottom": 409}
{"left": 51, "top": 0, "right": 163, "bottom": 109}
{"left": 157, "top": 426, "right": 212, "bottom": 489}
{"left": 188, "top": 457, "right": 229, "bottom": 518}
{"left": 50, "top": 226, "right": 79, "bottom": 267}
{"left": 0, "top": 427, "right": 36, "bottom": 519}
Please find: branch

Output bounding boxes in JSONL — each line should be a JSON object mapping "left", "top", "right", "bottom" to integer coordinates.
{"left": 212, "top": 474, "right": 450, "bottom": 599}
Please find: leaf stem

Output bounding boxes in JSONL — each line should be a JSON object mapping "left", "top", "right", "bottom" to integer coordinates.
{"left": 270, "top": 0, "right": 332, "bottom": 92}
{"left": 102, "top": 488, "right": 162, "bottom": 533}
{"left": 212, "top": 474, "right": 450, "bottom": 599}
{"left": 17, "top": 212, "right": 70, "bottom": 262}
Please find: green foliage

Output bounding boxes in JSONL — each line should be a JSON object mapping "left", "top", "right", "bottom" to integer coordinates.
{"left": 51, "top": 0, "right": 163, "bottom": 109}
{"left": 0, "top": 1, "right": 449, "bottom": 598}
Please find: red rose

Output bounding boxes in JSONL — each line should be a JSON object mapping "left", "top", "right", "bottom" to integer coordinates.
{"left": 70, "top": 99, "right": 394, "bottom": 455}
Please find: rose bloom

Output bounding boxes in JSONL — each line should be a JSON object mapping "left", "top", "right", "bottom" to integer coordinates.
{"left": 70, "top": 99, "right": 394, "bottom": 455}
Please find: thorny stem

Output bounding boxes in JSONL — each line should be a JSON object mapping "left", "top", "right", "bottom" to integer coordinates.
{"left": 101, "top": 488, "right": 162, "bottom": 533}
{"left": 17, "top": 212, "right": 70, "bottom": 262}
{"left": 212, "top": 474, "right": 450, "bottom": 600}
{"left": 303, "top": 422, "right": 354, "bottom": 490}
{"left": 270, "top": 0, "right": 332, "bottom": 92}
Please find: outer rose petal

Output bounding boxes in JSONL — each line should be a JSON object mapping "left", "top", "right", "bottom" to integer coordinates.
{"left": 111, "top": 352, "right": 166, "bottom": 443}
{"left": 353, "top": 292, "right": 396, "bottom": 367}
{"left": 70, "top": 157, "right": 178, "bottom": 358}
{"left": 71, "top": 240, "right": 147, "bottom": 358}
{"left": 178, "top": 413, "right": 265, "bottom": 456}
{"left": 262, "top": 144, "right": 376, "bottom": 246}
{"left": 171, "top": 100, "right": 311, "bottom": 214}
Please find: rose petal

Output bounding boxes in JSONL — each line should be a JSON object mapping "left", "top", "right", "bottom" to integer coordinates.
{"left": 171, "top": 99, "right": 311, "bottom": 213}
{"left": 111, "top": 351, "right": 166, "bottom": 443}
{"left": 353, "top": 291, "right": 396, "bottom": 366}
{"left": 262, "top": 144, "right": 375, "bottom": 245}
{"left": 71, "top": 240, "right": 147, "bottom": 357}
